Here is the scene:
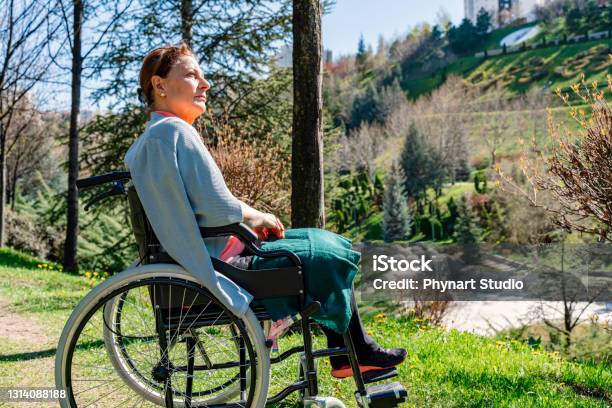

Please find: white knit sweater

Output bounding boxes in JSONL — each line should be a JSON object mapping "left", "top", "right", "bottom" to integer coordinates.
{"left": 124, "top": 112, "right": 252, "bottom": 317}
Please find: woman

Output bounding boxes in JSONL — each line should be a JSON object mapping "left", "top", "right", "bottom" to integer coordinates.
{"left": 125, "top": 43, "right": 406, "bottom": 379}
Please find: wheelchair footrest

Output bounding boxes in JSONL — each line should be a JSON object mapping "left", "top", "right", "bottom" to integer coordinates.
{"left": 358, "top": 381, "right": 407, "bottom": 408}
{"left": 363, "top": 367, "right": 398, "bottom": 384}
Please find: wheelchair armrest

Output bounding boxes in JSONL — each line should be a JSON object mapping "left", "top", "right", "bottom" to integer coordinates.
{"left": 200, "top": 222, "right": 258, "bottom": 242}
{"left": 200, "top": 222, "right": 302, "bottom": 267}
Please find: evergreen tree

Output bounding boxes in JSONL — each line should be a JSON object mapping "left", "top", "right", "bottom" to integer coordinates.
{"left": 431, "top": 24, "right": 443, "bottom": 41}
{"left": 356, "top": 33, "right": 368, "bottom": 71}
{"left": 454, "top": 195, "right": 481, "bottom": 262}
{"left": 448, "top": 18, "right": 478, "bottom": 54}
{"left": 349, "top": 82, "right": 380, "bottom": 128}
{"left": 475, "top": 8, "right": 492, "bottom": 38}
{"left": 454, "top": 195, "right": 480, "bottom": 244}
{"left": 382, "top": 162, "right": 412, "bottom": 242}
{"left": 399, "top": 122, "right": 446, "bottom": 203}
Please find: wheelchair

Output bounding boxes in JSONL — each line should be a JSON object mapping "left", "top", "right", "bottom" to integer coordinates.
{"left": 55, "top": 172, "right": 407, "bottom": 407}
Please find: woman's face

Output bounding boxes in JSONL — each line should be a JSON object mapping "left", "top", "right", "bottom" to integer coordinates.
{"left": 151, "top": 54, "right": 211, "bottom": 124}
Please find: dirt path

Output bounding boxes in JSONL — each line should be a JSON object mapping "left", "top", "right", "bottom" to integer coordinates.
{"left": 0, "top": 296, "right": 52, "bottom": 347}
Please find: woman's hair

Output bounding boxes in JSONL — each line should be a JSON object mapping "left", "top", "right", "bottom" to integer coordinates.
{"left": 138, "top": 42, "right": 194, "bottom": 106}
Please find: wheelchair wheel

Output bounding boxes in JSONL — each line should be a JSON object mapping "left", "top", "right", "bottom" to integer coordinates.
{"left": 103, "top": 292, "right": 253, "bottom": 403}
{"left": 55, "top": 264, "right": 270, "bottom": 407}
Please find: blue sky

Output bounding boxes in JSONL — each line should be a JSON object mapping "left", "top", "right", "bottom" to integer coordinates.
{"left": 322, "top": 0, "right": 464, "bottom": 57}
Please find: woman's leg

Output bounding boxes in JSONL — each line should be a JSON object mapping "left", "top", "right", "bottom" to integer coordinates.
{"left": 228, "top": 251, "right": 405, "bottom": 375}
{"left": 320, "top": 289, "right": 406, "bottom": 372}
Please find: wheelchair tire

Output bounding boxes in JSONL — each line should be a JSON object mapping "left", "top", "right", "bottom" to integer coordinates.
{"left": 55, "top": 264, "right": 270, "bottom": 408}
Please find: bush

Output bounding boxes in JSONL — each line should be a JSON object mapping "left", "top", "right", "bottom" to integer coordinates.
{"left": 473, "top": 170, "right": 488, "bottom": 193}
{"left": 6, "top": 209, "right": 61, "bottom": 261}
{"left": 210, "top": 117, "right": 291, "bottom": 219}
{"left": 416, "top": 215, "right": 443, "bottom": 241}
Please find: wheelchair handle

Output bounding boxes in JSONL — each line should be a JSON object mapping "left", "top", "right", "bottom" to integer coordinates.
{"left": 76, "top": 171, "right": 131, "bottom": 190}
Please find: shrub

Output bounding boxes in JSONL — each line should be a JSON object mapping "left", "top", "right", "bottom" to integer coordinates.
{"left": 209, "top": 116, "right": 291, "bottom": 219}
{"left": 499, "top": 74, "right": 612, "bottom": 241}
{"left": 473, "top": 170, "right": 488, "bottom": 193}
{"left": 416, "top": 215, "right": 443, "bottom": 241}
{"left": 328, "top": 171, "right": 384, "bottom": 234}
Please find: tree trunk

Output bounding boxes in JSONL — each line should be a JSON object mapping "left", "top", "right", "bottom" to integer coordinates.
{"left": 291, "top": 0, "right": 324, "bottom": 228}
{"left": 0, "top": 123, "right": 5, "bottom": 247}
{"left": 180, "top": 0, "right": 193, "bottom": 47}
{"left": 10, "top": 151, "right": 20, "bottom": 210}
{"left": 63, "top": 0, "right": 83, "bottom": 272}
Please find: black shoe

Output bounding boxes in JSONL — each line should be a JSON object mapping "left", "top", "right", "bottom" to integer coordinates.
{"left": 330, "top": 346, "right": 407, "bottom": 372}
{"left": 359, "top": 346, "right": 407, "bottom": 368}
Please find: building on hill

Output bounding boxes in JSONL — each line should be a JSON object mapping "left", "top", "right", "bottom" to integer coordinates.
{"left": 465, "top": 0, "right": 545, "bottom": 27}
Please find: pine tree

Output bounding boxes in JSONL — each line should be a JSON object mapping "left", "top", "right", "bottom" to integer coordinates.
{"left": 356, "top": 34, "right": 368, "bottom": 71}
{"left": 475, "top": 8, "right": 492, "bottom": 38}
{"left": 454, "top": 195, "right": 481, "bottom": 262}
{"left": 454, "top": 195, "right": 480, "bottom": 243}
{"left": 382, "top": 162, "right": 412, "bottom": 242}
{"left": 399, "top": 122, "right": 445, "bottom": 203}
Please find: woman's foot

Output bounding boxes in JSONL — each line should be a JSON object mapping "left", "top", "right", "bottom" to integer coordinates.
{"left": 330, "top": 347, "right": 407, "bottom": 379}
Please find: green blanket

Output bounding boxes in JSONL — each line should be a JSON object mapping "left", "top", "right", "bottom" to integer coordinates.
{"left": 250, "top": 228, "right": 360, "bottom": 334}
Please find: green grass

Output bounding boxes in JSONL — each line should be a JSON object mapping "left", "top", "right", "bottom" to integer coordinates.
{"left": 467, "top": 39, "right": 611, "bottom": 94}
{"left": 0, "top": 251, "right": 610, "bottom": 406}
{"left": 403, "top": 38, "right": 611, "bottom": 98}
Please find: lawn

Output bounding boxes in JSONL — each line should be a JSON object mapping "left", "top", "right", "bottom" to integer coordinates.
{"left": 403, "top": 38, "right": 611, "bottom": 99}
{"left": 0, "top": 249, "right": 610, "bottom": 406}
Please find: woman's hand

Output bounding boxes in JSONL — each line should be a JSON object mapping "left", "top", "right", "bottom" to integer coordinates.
{"left": 240, "top": 201, "right": 285, "bottom": 239}
{"left": 254, "top": 213, "right": 285, "bottom": 240}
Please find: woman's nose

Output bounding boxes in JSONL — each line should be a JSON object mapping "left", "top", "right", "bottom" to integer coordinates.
{"left": 200, "top": 78, "right": 211, "bottom": 91}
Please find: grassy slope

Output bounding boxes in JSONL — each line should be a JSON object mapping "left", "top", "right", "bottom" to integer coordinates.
{"left": 404, "top": 36, "right": 611, "bottom": 99}
{"left": 1, "top": 250, "right": 610, "bottom": 407}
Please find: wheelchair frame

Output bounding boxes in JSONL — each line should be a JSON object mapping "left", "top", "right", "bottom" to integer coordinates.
{"left": 57, "top": 171, "right": 407, "bottom": 408}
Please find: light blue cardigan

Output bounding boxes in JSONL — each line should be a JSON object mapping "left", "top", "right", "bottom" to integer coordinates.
{"left": 124, "top": 112, "right": 253, "bottom": 317}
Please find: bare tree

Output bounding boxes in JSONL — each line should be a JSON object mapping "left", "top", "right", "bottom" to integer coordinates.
{"left": 0, "top": 0, "right": 58, "bottom": 246}
{"left": 292, "top": 0, "right": 324, "bottom": 227}
{"left": 409, "top": 76, "right": 472, "bottom": 182}
{"left": 475, "top": 82, "right": 515, "bottom": 167}
{"left": 538, "top": 241, "right": 604, "bottom": 350}
{"left": 331, "top": 122, "right": 386, "bottom": 178}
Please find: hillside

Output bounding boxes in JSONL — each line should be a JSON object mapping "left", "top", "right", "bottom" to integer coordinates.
{"left": 404, "top": 38, "right": 611, "bottom": 99}
{"left": 0, "top": 249, "right": 610, "bottom": 406}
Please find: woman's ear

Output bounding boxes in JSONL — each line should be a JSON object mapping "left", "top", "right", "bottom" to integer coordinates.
{"left": 151, "top": 75, "right": 166, "bottom": 97}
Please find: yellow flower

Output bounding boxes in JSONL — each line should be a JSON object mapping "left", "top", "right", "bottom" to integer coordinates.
{"left": 93, "top": 272, "right": 99, "bottom": 277}
{"left": 374, "top": 313, "right": 386, "bottom": 320}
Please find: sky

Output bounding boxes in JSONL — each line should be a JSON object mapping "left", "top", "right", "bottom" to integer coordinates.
{"left": 322, "top": 0, "right": 464, "bottom": 58}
